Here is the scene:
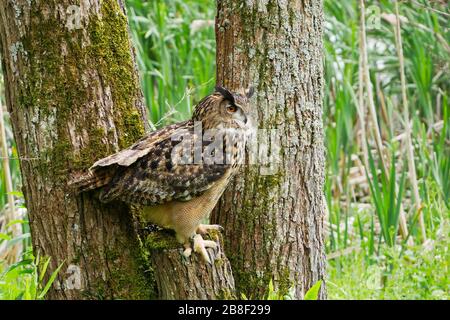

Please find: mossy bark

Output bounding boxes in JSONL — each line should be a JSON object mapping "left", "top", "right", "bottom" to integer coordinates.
{"left": 0, "top": 0, "right": 239, "bottom": 300}
{"left": 0, "top": 0, "right": 151, "bottom": 299}
{"left": 147, "top": 231, "right": 236, "bottom": 299}
{"left": 212, "top": 0, "right": 327, "bottom": 299}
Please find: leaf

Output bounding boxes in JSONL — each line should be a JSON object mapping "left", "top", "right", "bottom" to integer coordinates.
{"left": 266, "top": 279, "right": 278, "bottom": 300}
{"left": 268, "top": 279, "right": 274, "bottom": 293}
{"left": 37, "top": 260, "right": 65, "bottom": 300}
{"left": 0, "top": 233, "right": 12, "bottom": 241}
{"left": 6, "top": 219, "right": 28, "bottom": 228}
{"left": 7, "top": 191, "right": 24, "bottom": 198}
{"left": 304, "top": 280, "right": 322, "bottom": 300}
{"left": 1, "top": 259, "right": 34, "bottom": 278}
{"left": 39, "top": 257, "right": 51, "bottom": 283}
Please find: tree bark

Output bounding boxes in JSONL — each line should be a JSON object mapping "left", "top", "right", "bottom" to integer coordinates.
{"left": 148, "top": 231, "right": 236, "bottom": 299}
{"left": 0, "top": 0, "right": 151, "bottom": 299}
{"left": 212, "top": 0, "right": 327, "bottom": 299}
{"left": 0, "top": 0, "right": 237, "bottom": 300}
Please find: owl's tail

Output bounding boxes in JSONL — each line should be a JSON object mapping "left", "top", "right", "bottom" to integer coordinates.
{"left": 68, "top": 169, "right": 113, "bottom": 194}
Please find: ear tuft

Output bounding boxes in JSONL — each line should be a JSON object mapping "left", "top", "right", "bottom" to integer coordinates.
{"left": 215, "top": 86, "right": 235, "bottom": 105}
{"left": 245, "top": 86, "right": 255, "bottom": 99}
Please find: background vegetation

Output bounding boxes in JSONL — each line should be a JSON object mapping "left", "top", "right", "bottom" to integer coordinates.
{"left": 0, "top": 0, "right": 448, "bottom": 299}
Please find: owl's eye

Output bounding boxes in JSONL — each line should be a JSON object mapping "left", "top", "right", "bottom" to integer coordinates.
{"left": 226, "top": 105, "right": 238, "bottom": 113}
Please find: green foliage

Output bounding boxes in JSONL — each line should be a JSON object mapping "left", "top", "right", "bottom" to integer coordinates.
{"left": 366, "top": 147, "right": 406, "bottom": 247}
{"left": 241, "top": 279, "right": 322, "bottom": 300}
{"left": 0, "top": 245, "right": 64, "bottom": 300}
{"left": 304, "top": 280, "right": 322, "bottom": 301}
{"left": 125, "top": 0, "right": 216, "bottom": 127}
{"left": 324, "top": 0, "right": 449, "bottom": 300}
{"left": 265, "top": 279, "right": 292, "bottom": 300}
{"left": 328, "top": 231, "right": 449, "bottom": 299}
{"left": 0, "top": 215, "right": 64, "bottom": 300}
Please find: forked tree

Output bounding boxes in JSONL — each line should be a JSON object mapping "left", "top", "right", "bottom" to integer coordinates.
{"left": 0, "top": 0, "right": 326, "bottom": 299}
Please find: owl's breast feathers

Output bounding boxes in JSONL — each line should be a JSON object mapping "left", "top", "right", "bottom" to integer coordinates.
{"left": 70, "top": 119, "right": 245, "bottom": 207}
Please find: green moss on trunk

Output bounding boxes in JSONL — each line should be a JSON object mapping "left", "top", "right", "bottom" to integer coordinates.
{"left": 11, "top": 0, "right": 151, "bottom": 299}
{"left": 88, "top": 0, "right": 145, "bottom": 149}
{"left": 18, "top": 0, "right": 145, "bottom": 177}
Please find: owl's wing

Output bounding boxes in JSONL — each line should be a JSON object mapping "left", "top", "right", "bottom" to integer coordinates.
{"left": 98, "top": 121, "right": 232, "bottom": 206}
{"left": 90, "top": 121, "right": 189, "bottom": 169}
{"left": 69, "top": 122, "right": 191, "bottom": 193}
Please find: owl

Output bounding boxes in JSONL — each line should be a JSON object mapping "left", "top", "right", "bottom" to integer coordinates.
{"left": 73, "top": 86, "right": 255, "bottom": 263}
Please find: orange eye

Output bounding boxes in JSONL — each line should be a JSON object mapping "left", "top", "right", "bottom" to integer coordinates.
{"left": 227, "top": 105, "right": 237, "bottom": 113}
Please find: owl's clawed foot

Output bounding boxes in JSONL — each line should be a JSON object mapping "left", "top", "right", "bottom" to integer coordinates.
{"left": 196, "top": 224, "right": 223, "bottom": 235}
{"left": 182, "top": 234, "right": 217, "bottom": 264}
{"left": 194, "top": 234, "right": 217, "bottom": 264}
{"left": 182, "top": 243, "right": 193, "bottom": 260}
{"left": 182, "top": 225, "right": 221, "bottom": 263}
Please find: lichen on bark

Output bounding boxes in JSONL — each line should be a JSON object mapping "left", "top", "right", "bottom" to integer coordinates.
{"left": 0, "top": 0, "right": 151, "bottom": 299}
{"left": 213, "top": 0, "right": 327, "bottom": 299}
{"left": 16, "top": 0, "right": 145, "bottom": 177}
{"left": 147, "top": 230, "right": 237, "bottom": 299}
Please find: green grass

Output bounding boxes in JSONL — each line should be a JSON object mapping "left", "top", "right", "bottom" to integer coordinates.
{"left": 324, "top": 0, "right": 449, "bottom": 299}
{"left": 126, "top": 0, "right": 216, "bottom": 127}
{"left": 0, "top": 245, "right": 64, "bottom": 300}
{"left": 328, "top": 229, "right": 449, "bottom": 300}
{"left": 1, "top": 0, "right": 449, "bottom": 299}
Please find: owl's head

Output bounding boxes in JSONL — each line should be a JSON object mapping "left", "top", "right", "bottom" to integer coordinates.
{"left": 192, "top": 86, "right": 255, "bottom": 132}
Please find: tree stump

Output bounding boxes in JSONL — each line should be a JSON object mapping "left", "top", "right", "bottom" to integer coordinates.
{"left": 146, "top": 230, "right": 236, "bottom": 299}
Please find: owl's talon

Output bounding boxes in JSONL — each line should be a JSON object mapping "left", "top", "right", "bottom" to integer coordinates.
{"left": 193, "top": 234, "right": 217, "bottom": 264}
{"left": 183, "top": 246, "right": 193, "bottom": 259}
{"left": 196, "top": 224, "right": 223, "bottom": 235}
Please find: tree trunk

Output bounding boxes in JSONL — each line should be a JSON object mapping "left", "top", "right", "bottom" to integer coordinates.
{"left": 0, "top": 0, "right": 151, "bottom": 299}
{"left": 148, "top": 231, "right": 236, "bottom": 299}
{"left": 0, "top": 0, "right": 236, "bottom": 300}
{"left": 212, "top": 0, "right": 327, "bottom": 299}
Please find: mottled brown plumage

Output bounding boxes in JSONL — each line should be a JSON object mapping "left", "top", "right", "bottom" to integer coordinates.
{"left": 73, "top": 86, "right": 254, "bottom": 263}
